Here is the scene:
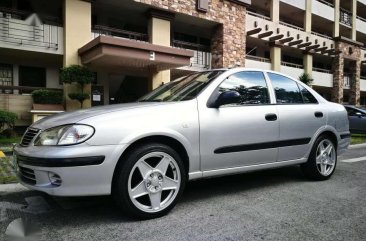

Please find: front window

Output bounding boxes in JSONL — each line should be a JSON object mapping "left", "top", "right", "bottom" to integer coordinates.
{"left": 139, "top": 71, "right": 223, "bottom": 102}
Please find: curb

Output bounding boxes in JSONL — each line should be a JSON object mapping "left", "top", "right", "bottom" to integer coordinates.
{"left": 0, "top": 183, "right": 27, "bottom": 193}
{"left": 348, "top": 143, "right": 366, "bottom": 149}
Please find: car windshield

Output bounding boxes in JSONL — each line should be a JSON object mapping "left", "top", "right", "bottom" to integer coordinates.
{"left": 139, "top": 70, "right": 224, "bottom": 102}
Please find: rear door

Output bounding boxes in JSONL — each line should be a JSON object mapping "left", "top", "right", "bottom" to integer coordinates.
{"left": 266, "top": 72, "right": 326, "bottom": 161}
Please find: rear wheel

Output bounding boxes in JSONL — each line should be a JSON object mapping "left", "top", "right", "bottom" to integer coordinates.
{"left": 113, "top": 143, "right": 186, "bottom": 219}
{"left": 301, "top": 135, "right": 337, "bottom": 180}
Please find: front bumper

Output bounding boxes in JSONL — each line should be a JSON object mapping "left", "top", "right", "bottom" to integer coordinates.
{"left": 13, "top": 143, "right": 128, "bottom": 196}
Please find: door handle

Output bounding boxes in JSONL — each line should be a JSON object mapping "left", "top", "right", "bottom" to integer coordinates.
{"left": 314, "top": 111, "right": 323, "bottom": 118}
{"left": 265, "top": 113, "right": 277, "bottom": 121}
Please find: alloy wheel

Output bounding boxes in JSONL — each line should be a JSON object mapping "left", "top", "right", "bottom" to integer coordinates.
{"left": 127, "top": 152, "right": 181, "bottom": 213}
{"left": 315, "top": 139, "right": 336, "bottom": 176}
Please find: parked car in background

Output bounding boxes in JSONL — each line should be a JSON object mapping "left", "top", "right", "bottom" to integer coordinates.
{"left": 14, "top": 68, "right": 350, "bottom": 219}
{"left": 344, "top": 105, "right": 366, "bottom": 134}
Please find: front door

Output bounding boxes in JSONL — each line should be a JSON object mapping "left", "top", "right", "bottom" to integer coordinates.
{"left": 199, "top": 71, "right": 279, "bottom": 171}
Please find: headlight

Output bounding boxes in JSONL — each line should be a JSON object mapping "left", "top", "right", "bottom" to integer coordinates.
{"left": 34, "top": 125, "right": 95, "bottom": 146}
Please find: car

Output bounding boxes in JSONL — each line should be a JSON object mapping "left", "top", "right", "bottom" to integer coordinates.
{"left": 14, "top": 68, "right": 350, "bottom": 219}
{"left": 344, "top": 105, "right": 366, "bottom": 134}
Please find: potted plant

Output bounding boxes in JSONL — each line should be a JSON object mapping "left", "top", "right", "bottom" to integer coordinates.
{"left": 31, "top": 89, "right": 64, "bottom": 123}
{"left": 60, "top": 65, "right": 94, "bottom": 109}
{"left": 299, "top": 73, "right": 313, "bottom": 87}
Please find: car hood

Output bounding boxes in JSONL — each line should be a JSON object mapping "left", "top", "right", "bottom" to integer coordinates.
{"left": 31, "top": 102, "right": 164, "bottom": 130}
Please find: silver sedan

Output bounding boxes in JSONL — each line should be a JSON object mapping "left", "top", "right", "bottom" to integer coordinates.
{"left": 14, "top": 68, "right": 350, "bottom": 219}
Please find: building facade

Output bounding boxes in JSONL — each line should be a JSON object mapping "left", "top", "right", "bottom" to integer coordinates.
{"left": 0, "top": 0, "right": 365, "bottom": 127}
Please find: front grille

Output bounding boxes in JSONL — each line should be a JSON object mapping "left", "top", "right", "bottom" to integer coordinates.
{"left": 21, "top": 128, "right": 40, "bottom": 146}
{"left": 18, "top": 166, "right": 36, "bottom": 185}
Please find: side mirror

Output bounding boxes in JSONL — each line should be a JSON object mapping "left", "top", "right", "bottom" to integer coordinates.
{"left": 212, "top": 90, "right": 241, "bottom": 108}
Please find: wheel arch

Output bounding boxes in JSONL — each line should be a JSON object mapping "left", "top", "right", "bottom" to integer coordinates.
{"left": 112, "top": 135, "right": 190, "bottom": 190}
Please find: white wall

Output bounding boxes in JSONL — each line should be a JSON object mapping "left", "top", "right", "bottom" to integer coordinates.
{"left": 281, "top": 0, "right": 305, "bottom": 10}
{"left": 361, "top": 78, "right": 366, "bottom": 91}
{"left": 245, "top": 59, "right": 271, "bottom": 70}
{"left": 356, "top": 18, "right": 366, "bottom": 34}
{"left": 312, "top": 0, "right": 334, "bottom": 21}
{"left": 312, "top": 71, "right": 333, "bottom": 87}
{"left": 281, "top": 65, "right": 304, "bottom": 79}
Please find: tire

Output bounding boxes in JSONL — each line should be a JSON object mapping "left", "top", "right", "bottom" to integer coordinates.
{"left": 112, "top": 143, "right": 186, "bottom": 219}
{"left": 301, "top": 135, "right": 337, "bottom": 180}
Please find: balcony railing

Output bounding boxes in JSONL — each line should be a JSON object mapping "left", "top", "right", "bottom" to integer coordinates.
{"left": 172, "top": 40, "right": 211, "bottom": 69}
{"left": 0, "top": 8, "right": 61, "bottom": 51}
{"left": 344, "top": 75, "right": 351, "bottom": 87}
{"left": 246, "top": 55, "right": 271, "bottom": 63}
{"left": 281, "top": 61, "right": 303, "bottom": 69}
{"left": 316, "top": 0, "right": 334, "bottom": 8}
{"left": 313, "top": 67, "right": 332, "bottom": 73}
{"left": 340, "top": 8, "right": 352, "bottom": 27}
{"left": 92, "top": 25, "right": 148, "bottom": 42}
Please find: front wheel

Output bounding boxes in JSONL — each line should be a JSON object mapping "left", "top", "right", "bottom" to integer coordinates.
{"left": 301, "top": 135, "right": 337, "bottom": 180}
{"left": 113, "top": 143, "right": 186, "bottom": 219}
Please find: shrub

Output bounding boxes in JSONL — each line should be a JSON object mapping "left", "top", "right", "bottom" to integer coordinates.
{"left": 60, "top": 65, "right": 93, "bottom": 108}
{"left": 32, "top": 89, "right": 63, "bottom": 104}
{"left": 0, "top": 110, "right": 17, "bottom": 133}
{"left": 299, "top": 73, "right": 313, "bottom": 86}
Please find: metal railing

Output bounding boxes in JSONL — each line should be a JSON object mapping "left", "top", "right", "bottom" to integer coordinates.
{"left": 340, "top": 8, "right": 352, "bottom": 27}
{"left": 279, "top": 21, "right": 304, "bottom": 31}
{"left": 316, "top": 0, "right": 334, "bottom": 8}
{"left": 247, "top": 10, "right": 271, "bottom": 20}
{"left": 246, "top": 55, "right": 271, "bottom": 63}
{"left": 311, "top": 31, "right": 332, "bottom": 40}
{"left": 0, "top": 9, "right": 60, "bottom": 50}
{"left": 313, "top": 67, "right": 332, "bottom": 74}
{"left": 92, "top": 25, "right": 148, "bottom": 42}
{"left": 172, "top": 40, "right": 211, "bottom": 68}
{"left": 281, "top": 61, "right": 303, "bottom": 69}
{"left": 344, "top": 75, "right": 351, "bottom": 87}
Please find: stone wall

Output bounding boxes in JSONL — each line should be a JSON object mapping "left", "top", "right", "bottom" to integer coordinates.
{"left": 332, "top": 41, "right": 361, "bottom": 105}
{"left": 135, "top": 0, "right": 247, "bottom": 68}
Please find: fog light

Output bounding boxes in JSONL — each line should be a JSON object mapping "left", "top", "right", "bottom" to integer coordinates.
{"left": 48, "top": 172, "right": 62, "bottom": 186}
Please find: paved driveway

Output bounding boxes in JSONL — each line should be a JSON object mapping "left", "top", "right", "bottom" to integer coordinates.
{"left": 1, "top": 147, "right": 366, "bottom": 241}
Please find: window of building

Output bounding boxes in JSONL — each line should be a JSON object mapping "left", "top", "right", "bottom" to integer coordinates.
{"left": 218, "top": 71, "right": 270, "bottom": 105}
{"left": 268, "top": 73, "right": 303, "bottom": 104}
{"left": 19, "top": 66, "right": 46, "bottom": 93}
{"left": 0, "top": 64, "right": 13, "bottom": 94}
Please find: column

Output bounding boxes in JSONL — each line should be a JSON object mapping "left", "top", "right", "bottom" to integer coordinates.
{"left": 333, "top": 0, "right": 340, "bottom": 37}
{"left": 148, "top": 10, "right": 172, "bottom": 91}
{"left": 331, "top": 46, "right": 344, "bottom": 103}
{"left": 270, "top": 42, "right": 281, "bottom": 71}
{"left": 351, "top": 0, "right": 357, "bottom": 40}
{"left": 63, "top": 0, "right": 92, "bottom": 110}
{"left": 303, "top": 0, "right": 313, "bottom": 76}
{"left": 349, "top": 60, "right": 361, "bottom": 105}
{"left": 270, "top": 0, "right": 280, "bottom": 22}
{"left": 303, "top": 54, "right": 313, "bottom": 76}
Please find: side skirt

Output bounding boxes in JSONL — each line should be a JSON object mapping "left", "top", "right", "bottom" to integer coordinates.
{"left": 188, "top": 158, "right": 307, "bottom": 180}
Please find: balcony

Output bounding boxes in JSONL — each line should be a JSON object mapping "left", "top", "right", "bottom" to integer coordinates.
{"left": 0, "top": 8, "right": 63, "bottom": 54}
{"left": 280, "top": 0, "right": 305, "bottom": 10}
{"left": 245, "top": 55, "right": 271, "bottom": 70}
{"left": 312, "top": 0, "right": 334, "bottom": 22}
{"left": 172, "top": 40, "right": 211, "bottom": 71}
{"left": 340, "top": 8, "right": 352, "bottom": 27}
{"left": 312, "top": 68, "right": 333, "bottom": 87}
{"left": 356, "top": 16, "right": 366, "bottom": 34}
{"left": 280, "top": 61, "right": 304, "bottom": 79}
{"left": 91, "top": 25, "right": 148, "bottom": 42}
